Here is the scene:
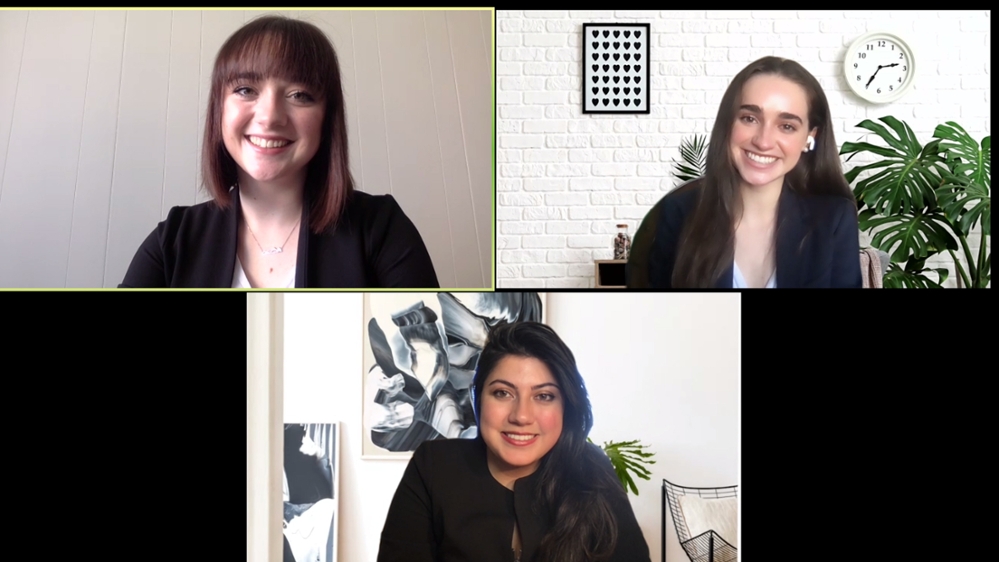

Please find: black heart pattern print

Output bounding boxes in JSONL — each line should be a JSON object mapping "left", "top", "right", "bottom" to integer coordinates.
{"left": 584, "top": 24, "right": 648, "bottom": 113}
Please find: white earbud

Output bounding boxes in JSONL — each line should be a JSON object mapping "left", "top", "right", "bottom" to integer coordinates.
{"left": 804, "top": 136, "right": 815, "bottom": 153}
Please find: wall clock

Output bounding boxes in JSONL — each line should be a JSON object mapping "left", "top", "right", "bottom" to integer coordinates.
{"left": 845, "top": 31, "right": 915, "bottom": 104}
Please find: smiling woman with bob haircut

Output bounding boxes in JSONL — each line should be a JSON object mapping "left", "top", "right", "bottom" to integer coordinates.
{"left": 119, "top": 15, "right": 438, "bottom": 288}
{"left": 649, "top": 56, "right": 861, "bottom": 288}
{"left": 377, "top": 322, "right": 651, "bottom": 562}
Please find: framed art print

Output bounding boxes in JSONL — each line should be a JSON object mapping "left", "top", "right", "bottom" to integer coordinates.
{"left": 583, "top": 23, "right": 650, "bottom": 115}
{"left": 361, "top": 292, "right": 546, "bottom": 459}
{"left": 282, "top": 423, "right": 340, "bottom": 562}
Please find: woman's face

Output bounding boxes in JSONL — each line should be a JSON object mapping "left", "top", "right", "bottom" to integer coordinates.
{"left": 480, "top": 355, "right": 564, "bottom": 481}
{"left": 222, "top": 75, "right": 324, "bottom": 188}
{"left": 729, "top": 74, "right": 818, "bottom": 191}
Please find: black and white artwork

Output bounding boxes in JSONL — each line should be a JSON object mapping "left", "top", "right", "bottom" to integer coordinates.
{"left": 582, "top": 23, "right": 651, "bottom": 114}
{"left": 282, "top": 423, "right": 340, "bottom": 562}
{"left": 362, "top": 292, "right": 546, "bottom": 458}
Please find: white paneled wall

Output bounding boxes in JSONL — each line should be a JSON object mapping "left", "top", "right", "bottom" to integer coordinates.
{"left": 0, "top": 9, "right": 494, "bottom": 288}
{"left": 496, "top": 10, "right": 991, "bottom": 288}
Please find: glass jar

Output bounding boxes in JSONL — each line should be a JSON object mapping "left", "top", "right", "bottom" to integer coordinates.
{"left": 613, "top": 224, "right": 631, "bottom": 260}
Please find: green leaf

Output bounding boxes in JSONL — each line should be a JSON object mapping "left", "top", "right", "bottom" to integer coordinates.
{"left": 671, "top": 134, "right": 708, "bottom": 188}
{"left": 596, "top": 439, "right": 657, "bottom": 496}
{"left": 860, "top": 212, "right": 959, "bottom": 262}
{"left": 882, "top": 263, "right": 947, "bottom": 288}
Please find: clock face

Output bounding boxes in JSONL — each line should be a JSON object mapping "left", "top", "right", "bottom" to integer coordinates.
{"left": 846, "top": 34, "right": 914, "bottom": 103}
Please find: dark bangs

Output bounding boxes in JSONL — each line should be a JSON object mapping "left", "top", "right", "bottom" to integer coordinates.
{"left": 215, "top": 19, "right": 331, "bottom": 99}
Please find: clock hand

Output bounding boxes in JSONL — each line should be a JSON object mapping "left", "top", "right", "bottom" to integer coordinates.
{"left": 865, "top": 65, "right": 884, "bottom": 88}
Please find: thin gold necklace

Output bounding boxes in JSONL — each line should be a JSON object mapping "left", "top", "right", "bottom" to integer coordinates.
{"left": 245, "top": 219, "right": 300, "bottom": 256}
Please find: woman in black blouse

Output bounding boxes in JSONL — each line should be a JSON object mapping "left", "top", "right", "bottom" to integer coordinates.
{"left": 378, "top": 322, "right": 651, "bottom": 562}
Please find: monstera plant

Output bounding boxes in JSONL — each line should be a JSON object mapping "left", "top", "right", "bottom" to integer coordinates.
{"left": 590, "top": 438, "right": 656, "bottom": 496}
{"left": 840, "top": 117, "right": 990, "bottom": 288}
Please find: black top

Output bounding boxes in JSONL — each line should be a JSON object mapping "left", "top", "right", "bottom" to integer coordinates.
{"left": 648, "top": 180, "right": 862, "bottom": 288}
{"left": 119, "top": 188, "right": 439, "bottom": 288}
{"left": 377, "top": 438, "right": 651, "bottom": 562}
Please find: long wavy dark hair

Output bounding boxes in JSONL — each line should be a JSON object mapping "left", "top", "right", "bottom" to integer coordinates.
{"left": 672, "top": 56, "right": 855, "bottom": 287}
{"left": 472, "top": 322, "right": 623, "bottom": 562}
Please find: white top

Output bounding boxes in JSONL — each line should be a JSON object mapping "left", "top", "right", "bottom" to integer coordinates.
{"left": 232, "top": 257, "right": 296, "bottom": 288}
{"left": 733, "top": 261, "right": 776, "bottom": 289}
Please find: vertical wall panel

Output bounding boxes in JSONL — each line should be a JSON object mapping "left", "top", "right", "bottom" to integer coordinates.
{"left": 65, "top": 10, "right": 127, "bottom": 288}
{"left": 102, "top": 11, "right": 172, "bottom": 287}
{"left": 447, "top": 10, "right": 494, "bottom": 286}
{"left": 378, "top": 11, "right": 455, "bottom": 288}
{"left": 160, "top": 11, "right": 202, "bottom": 220}
{"left": 425, "top": 12, "right": 483, "bottom": 289}
{"left": 0, "top": 11, "right": 93, "bottom": 287}
{"left": 0, "top": 11, "right": 29, "bottom": 206}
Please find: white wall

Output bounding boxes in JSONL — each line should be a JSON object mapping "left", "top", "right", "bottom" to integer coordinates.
{"left": 0, "top": 9, "right": 493, "bottom": 289}
{"left": 496, "top": 10, "right": 991, "bottom": 288}
{"left": 283, "top": 292, "right": 740, "bottom": 562}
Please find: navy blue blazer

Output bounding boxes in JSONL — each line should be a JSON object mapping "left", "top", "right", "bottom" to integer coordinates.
{"left": 648, "top": 180, "right": 862, "bottom": 288}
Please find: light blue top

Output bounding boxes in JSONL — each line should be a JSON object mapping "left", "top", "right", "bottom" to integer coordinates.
{"left": 733, "top": 261, "right": 776, "bottom": 288}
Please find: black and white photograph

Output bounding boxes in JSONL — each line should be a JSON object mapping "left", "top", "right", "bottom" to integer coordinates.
{"left": 361, "top": 292, "right": 546, "bottom": 458}
{"left": 582, "top": 23, "right": 651, "bottom": 114}
{"left": 282, "top": 423, "right": 340, "bottom": 562}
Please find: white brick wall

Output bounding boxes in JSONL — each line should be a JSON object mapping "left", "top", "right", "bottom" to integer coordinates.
{"left": 497, "top": 10, "right": 991, "bottom": 288}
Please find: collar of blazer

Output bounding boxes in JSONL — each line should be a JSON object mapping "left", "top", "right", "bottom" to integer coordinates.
{"left": 226, "top": 187, "right": 311, "bottom": 288}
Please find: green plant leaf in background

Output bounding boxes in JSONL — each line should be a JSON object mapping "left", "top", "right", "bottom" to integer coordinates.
{"left": 589, "top": 438, "right": 656, "bottom": 496}
{"left": 841, "top": 117, "right": 946, "bottom": 216}
{"left": 671, "top": 134, "right": 707, "bottom": 187}
{"left": 840, "top": 116, "right": 990, "bottom": 288}
{"left": 858, "top": 208, "right": 958, "bottom": 262}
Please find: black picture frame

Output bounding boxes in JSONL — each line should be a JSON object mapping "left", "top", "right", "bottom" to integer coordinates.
{"left": 582, "top": 23, "right": 651, "bottom": 115}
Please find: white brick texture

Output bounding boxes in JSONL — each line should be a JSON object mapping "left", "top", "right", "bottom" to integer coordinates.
{"left": 497, "top": 10, "right": 991, "bottom": 288}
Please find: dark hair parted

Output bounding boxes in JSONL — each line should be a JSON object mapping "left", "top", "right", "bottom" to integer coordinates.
{"left": 472, "top": 322, "right": 624, "bottom": 562}
{"left": 672, "top": 56, "right": 855, "bottom": 287}
{"left": 202, "top": 15, "right": 353, "bottom": 233}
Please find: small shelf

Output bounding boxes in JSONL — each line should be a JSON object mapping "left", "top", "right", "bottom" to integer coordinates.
{"left": 594, "top": 259, "right": 627, "bottom": 289}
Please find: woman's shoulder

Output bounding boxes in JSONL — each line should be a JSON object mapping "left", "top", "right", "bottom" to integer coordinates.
{"left": 343, "top": 190, "right": 405, "bottom": 218}
{"left": 158, "top": 199, "right": 228, "bottom": 234}
{"left": 796, "top": 192, "right": 859, "bottom": 224}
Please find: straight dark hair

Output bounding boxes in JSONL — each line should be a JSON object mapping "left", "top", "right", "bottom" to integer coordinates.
{"left": 472, "top": 322, "right": 623, "bottom": 562}
{"left": 672, "top": 56, "right": 855, "bottom": 287}
{"left": 202, "top": 15, "right": 353, "bottom": 233}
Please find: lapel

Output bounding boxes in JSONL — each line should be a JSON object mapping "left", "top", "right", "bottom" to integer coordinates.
{"left": 775, "top": 182, "right": 807, "bottom": 289}
{"left": 218, "top": 188, "right": 240, "bottom": 288}
{"left": 294, "top": 193, "right": 310, "bottom": 288}
{"left": 230, "top": 187, "right": 311, "bottom": 288}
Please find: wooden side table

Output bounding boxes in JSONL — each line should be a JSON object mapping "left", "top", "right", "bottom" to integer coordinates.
{"left": 594, "top": 259, "right": 627, "bottom": 288}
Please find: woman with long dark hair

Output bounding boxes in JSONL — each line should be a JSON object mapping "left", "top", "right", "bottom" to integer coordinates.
{"left": 649, "top": 56, "right": 861, "bottom": 288}
{"left": 377, "top": 322, "right": 650, "bottom": 562}
{"left": 119, "top": 15, "right": 438, "bottom": 288}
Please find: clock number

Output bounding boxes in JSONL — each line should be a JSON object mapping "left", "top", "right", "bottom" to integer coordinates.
{"left": 892, "top": 45, "right": 895, "bottom": 50}
{"left": 899, "top": 53, "right": 904, "bottom": 59}
{"left": 878, "top": 40, "right": 885, "bottom": 47}
{"left": 903, "top": 65, "right": 907, "bottom": 71}
{"left": 898, "top": 77, "right": 902, "bottom": 83}
{"left": 877, "top": 88, "right": 881, "bottom": 94}
{"left": 858, "top": 53, "right": 866, "bottom": 59}
{"left": 854, "top": 63, "right": 858, "bottom": 69}
{"left": 857, "top": 75, "right": 862, "bottom": 81}
{"left": 866, "top": 44, "right": 873, "bottom": 50}
{"left": 889, "top": 85, "right": 893, "bottom": 91}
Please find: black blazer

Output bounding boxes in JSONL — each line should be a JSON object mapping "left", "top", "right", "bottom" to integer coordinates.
{"left": 377, "top": 438, "right": 651, "bottom": 562}
{"left": 649, "top": 180, "right": 862, "bottom": 288}
{"left": 119, "top": 188, "right": 439, "bottom": 288}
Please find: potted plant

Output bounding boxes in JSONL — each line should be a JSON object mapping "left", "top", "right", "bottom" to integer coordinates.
{"left": 591, "top": 438, "right": 656, "bottom": 495}
{"left": 840, "top": 117, "right": 990, "bottom": 288}
{"left": 670, "top": 134, "right": 708, "bottom": 187}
